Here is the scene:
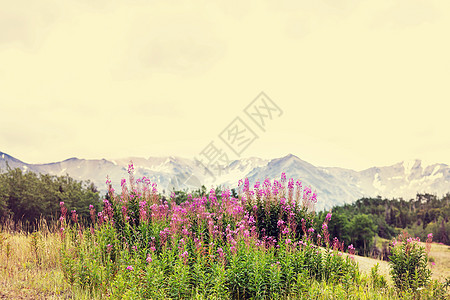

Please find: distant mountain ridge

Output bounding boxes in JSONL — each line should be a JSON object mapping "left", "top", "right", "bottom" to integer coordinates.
{"left": 1, "top": 151, "right": 449, "bottom": 210}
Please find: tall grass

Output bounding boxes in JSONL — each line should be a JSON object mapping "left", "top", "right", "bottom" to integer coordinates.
{"left": 55, "top": 166, "right": 448, "bottom": 299}
{"left": 0, "top": 218, "right": 69, "bottom": 299}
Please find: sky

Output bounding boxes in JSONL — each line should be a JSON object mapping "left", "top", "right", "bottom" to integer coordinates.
{"left": 1, "top": 0, "right": 449, "bottom": 171}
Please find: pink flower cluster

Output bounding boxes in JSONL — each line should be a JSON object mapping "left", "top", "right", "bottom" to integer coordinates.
{"left": 72, "top": 170, "right": 362, "bottom": 268}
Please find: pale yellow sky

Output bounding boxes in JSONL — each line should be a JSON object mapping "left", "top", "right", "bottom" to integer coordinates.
{"left": 1, "top": 0, "right": 449, "bottom": 170}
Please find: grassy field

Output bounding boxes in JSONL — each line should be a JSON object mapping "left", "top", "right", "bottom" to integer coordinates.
{"left": 353, "top": 242, "right": 450, "bottom": 282}
{"left": 0, "top": 219, "right": 75, "bottom": 299}
{"left": 1, "top": 227, "right": 449, "bottom": 299}
{"left": 360, "top": 238, "right": 450, "bottom": 282}
{"left": 0, "top": 231, "right": 66, "bottom": 298}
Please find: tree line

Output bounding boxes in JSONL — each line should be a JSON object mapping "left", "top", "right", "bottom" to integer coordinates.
{"left": 0, "top": 166, "right": 101, "bottom": 229}
{"left": 315, "top": 193, "right": 450, "bottom": 257}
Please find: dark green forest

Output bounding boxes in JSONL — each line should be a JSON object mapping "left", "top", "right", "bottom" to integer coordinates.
{"left": 315, "top": 194, "right": 450, "bottom": 257}
{"left": 0, "top": 167, "right": 101, "bottom": 228}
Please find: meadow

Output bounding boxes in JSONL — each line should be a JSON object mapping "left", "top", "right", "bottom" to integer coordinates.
{"left": 0, "top": 165, "right": 449, "bottom": 299}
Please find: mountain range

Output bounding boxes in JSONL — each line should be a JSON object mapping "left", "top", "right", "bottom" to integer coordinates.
{"left": 1, "top": 151, "right": 449, "bottom": 210}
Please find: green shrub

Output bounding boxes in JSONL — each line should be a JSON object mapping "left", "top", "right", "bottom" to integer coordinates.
{"left": 389, "top": 232, "right": 432, "bottom": 291}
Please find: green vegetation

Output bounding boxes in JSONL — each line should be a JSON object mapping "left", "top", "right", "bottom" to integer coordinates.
{"left": 1, "top": 166, "right": 449, "bottom": 299}
{"left": 316, "top": 194, "right": 450, "bottom": 257}
{"left": 0, "top": 166, "right": 100, "bottom": 229}
{"left": 389, "top": 232, "right": 432, "bottom": 291}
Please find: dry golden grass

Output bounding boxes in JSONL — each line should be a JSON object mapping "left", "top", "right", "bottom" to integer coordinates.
{"left": 0, "top": 221, "right": 71, "bottom": 299}
{"left": 428, "top": 242, "right": 450, "bottom": 281}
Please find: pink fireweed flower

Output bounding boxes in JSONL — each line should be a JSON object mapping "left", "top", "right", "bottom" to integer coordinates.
{"left": 243, "top": 178, "right": 250, "bottom": 193}
{"left": 89, "top": 205, "right": 96, "bottom": 223}
{"left": 146, "top": 254, "right": 152, "bottom": 263}
{"left": 97, "top": 211, "right": 104, "bottom": 225}
{"left": 322, "top": 223, "right": 330, "bottom": 246}
{"left": 121, "top": 205, "right": 128, "bottom": 220}
{"left": 303, "top": 186, "right": 312, "bottom": 199}
{"left": 277, "top": 219, "right": 285, "bottom": 227}
{"left": 180, "top": 251, "right": 189, "bottom": 264}
{"left": 332, "top": 237, "right": 342, "bottom": 251}
{"left": 221, "top": 189, "right": 231, "bottom": 199}
{"left": 311, "top": 192, "right": 317, "bottom": 203}
{"left": 71, "top": 210, "right": 78, "bottom": 223}
{"left": 301, "top": 218, "right": 306, "bottom": 235}
{"left": 217, "top": 247, "right": 225, "bottom": 263}
{"left": 103, "top": 199, "right": 113, "bottom": 219}
{"left": 106, "top": 244, "right": 113, "bottom": 253}
{"left": 307, "top": 227, "right": 314, "bottom": 240}
{"left": 127, "top": 163, "right": 134, "bottom": 174}
{"left": 325, "top": 212, "right": 332, "bottom": 222}
{"left": 288, "top": 178, "right": 294, "bottom": 189}
{"left": 209, "top": 188, "right": 218, "bottom": 206}
{"left": 348, "top": 244, "right": 355, "bottom": 255}
{"left": 126, "top": 266, "right": 133, "bottom": 271}
{"left": 59, "top": 202, "right": 67, "bottom": 222}
{"left": 139, "top": 200, "right": 148, "bottom": 222}
{"left": 121, "top": 178, "right": 126, "bottom": 187}
{"left": 426, "top": 232, "right": 433, "bottom": 254}
{"left": 272, "top": 180, "right": 280, "bottom": 195}
{"left": 317, "top": 233, "right": 322, "bottom": 246}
